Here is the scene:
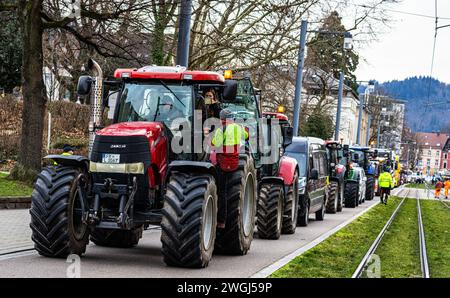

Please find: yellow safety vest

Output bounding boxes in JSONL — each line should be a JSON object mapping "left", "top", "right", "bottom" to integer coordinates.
{"left": 378, "top": 172, "right": 393, "bottom": 188}
{"left": 212, "top": 123, "right": 248, "bottom": 147}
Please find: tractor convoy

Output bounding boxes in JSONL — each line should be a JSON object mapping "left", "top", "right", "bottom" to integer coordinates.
{"left": 29, "top": 59, "right": 396, "bottom": 269}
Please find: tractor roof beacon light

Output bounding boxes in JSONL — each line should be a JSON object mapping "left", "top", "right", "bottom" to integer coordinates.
{"left": 343, "top": 32, "right": 353, "bottom": 50}
{"left": 277, "top": 106, "right": 285, "bottom": 113}
{"left": 224, "top": 70, "right": 233, "bottom": 79}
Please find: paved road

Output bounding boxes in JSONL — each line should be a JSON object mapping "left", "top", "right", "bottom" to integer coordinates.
{"left": 0, "top": 188, "right": 412, "bottom": 278}
{"left": 0, "top": 210, "right": 32, "bottom": 255}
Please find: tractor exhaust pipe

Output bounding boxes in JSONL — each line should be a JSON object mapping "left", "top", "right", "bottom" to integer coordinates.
{"left": 88, "top": 58, "right": 104, "bottom": 157}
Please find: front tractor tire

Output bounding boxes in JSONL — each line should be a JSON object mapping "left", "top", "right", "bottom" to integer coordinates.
{"left": 30, "top": 166, "right": 90, "bottom": 257}
{"left": 326, "top": 181, "right": 339, "bottom": 214}
{"left": 257, "top": 183, "right": 283, "bottom": 240}
{"left": 90, "top": 226, "right": 143, "bottom": 248}
{"left": 161, "top": 172, "right": 218, "bottom": 268}
{"left": 215, "top": 157, "right": 257, "bottom": 255}
{"left": 344, "top": 182, "right": 359, "bottom": 208}
{"left": 365, "top": 175, "right": 375, "bottom": 201}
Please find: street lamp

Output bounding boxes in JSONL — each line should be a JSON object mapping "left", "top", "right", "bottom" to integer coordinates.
{"left": 356, "top": 80, "right": 375, "bottom": 145}
{"left": 292, "top": 20, "right": 353, "bottom": 139}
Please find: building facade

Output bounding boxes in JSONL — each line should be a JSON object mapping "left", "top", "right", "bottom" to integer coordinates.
{"left": 440, "top": 137, "right": 450, "bottom": 173}
{"left": 416, "top": 132, "right": 450, "bottom": 175}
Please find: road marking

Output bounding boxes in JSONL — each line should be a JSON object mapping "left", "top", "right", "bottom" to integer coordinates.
{"left": 0, "top": 249, "right": 36, "bottom": 261}
{"left": 251, "top": 187, "right": 404, "bottom": 278}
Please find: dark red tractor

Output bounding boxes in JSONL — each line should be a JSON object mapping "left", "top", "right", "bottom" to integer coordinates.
{"left": 29, "top": 60, "right": 297, "bottom": 268}
{"left": 256, "top": 112, "right": 299, "bottom": 240}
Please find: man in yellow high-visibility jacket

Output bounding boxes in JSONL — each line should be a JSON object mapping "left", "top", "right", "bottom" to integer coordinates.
{"left": 211, "top": 109, "right": 248, "bottom": 172}
{"left": 378, "top": 167, "right": 394, "bottom": 205}
{"left": 53, "top": 144, "right": 74, "bottom": 165}
{"left": 211, "top": 109, "right": 248, "bottom": 229}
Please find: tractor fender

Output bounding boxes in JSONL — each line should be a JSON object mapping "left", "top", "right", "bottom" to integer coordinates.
{"left": 167, "top": 161, "right": 218, "bottom": 182}
{"left": 260, "top": 176, "right": 284, "bottom": 187}
{"left": 44, "top": 155, "right": 90, "bottom": 171}
{"left": 277, "top": 156, "right": 299, "bottom": 186}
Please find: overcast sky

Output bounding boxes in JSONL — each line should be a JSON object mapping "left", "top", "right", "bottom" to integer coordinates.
{"left": 354, "top": 0, "right": 450, "bottom": 84}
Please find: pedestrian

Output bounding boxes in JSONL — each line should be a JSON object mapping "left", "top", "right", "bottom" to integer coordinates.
{"left": 435, "top": 179, "right": 443, "bottom": 199}
{"left": 444, "top": 178, "right": 450, "bottom": 199}
{"left": 211, "top": 109, "right": 248, "bottom": 229}
{"left": 378, "top": 167, "right": 393, "bottom": 205}
{"left": 53, "top": 144, "right": 75, "bottom": 165}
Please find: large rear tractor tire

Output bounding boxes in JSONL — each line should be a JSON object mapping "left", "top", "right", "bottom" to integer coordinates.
{"left": 161, "top": 172, "right": 218, "bottom": 268}
{"left": 365, "top": 176, "right": 375, "bottom": 201}
{"left": 281, "top": 171, "right": 299, "bottom": 234}
{"left": 326, "top": 181, "right": 339, "bottom": 214}
{"left": 30, "top": 166, "right": 90, "bottom": 257}
{"left": 90, "top": 226, "right": 143, "bottom": 248}
{"left": 344, "top": 182, "right": 359, "bottom": 208}
{"left": 257, "top": 184, "right": 283, "bottom": 240}
{"left": 215, "top": 157, "right": 257, "bottom": 255}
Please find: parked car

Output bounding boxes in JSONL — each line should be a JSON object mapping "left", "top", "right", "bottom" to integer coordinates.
{"left": 285, "top": 137, "right": 329, "bottom": 226}
{"left": 344, "top": 165, "right": 367, "bottom": 207}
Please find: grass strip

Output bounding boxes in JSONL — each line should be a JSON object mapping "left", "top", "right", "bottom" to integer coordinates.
{"left": 405, "top": 184, "right": 426, "bottom": 189}
{"left": 0, "top": 172, "right": 33, "bottom": 197}
{"left": 270, "top": 198, "right": 401, "bottom": 278}
{"left": 365, "top": 198, "right": 421, "bottom": 278}
{"left": 420, "top": 200, "right": 450, "bottom": 278}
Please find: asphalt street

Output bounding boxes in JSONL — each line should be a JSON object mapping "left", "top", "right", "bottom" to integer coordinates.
{"left": 0, "top": 187, "right": 420, "bottom": 278}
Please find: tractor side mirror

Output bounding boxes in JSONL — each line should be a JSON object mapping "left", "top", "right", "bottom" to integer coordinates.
{"left": 223, "top": 80, "right": 238, "bottom": 102}
{"left": 282, "top": 126, "right": 293, "bottom": 147}
{"left": 353, "top": 153, "right": 359, "bottom": 161}
{"left": 310, "top": 168, "right": 319, "bottom": 180}
{"left": 77, "top": 76, "right": 93, "bottom": 96}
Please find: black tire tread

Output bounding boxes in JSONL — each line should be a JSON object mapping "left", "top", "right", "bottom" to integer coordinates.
{"left": 257, "top": 184, "right": 283, "bottom": 240}
{"left": 160, "top": 172, "right": 217, "bottom": 268}
{"left": 215, "top": 156, "right": 256, "bottom": 255}
{"left": 30, "top": 166, "right": 89, "bottom": 258}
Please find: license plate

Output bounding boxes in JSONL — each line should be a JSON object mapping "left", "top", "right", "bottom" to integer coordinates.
{"left": 102, "top": 154, "right": 120, "bottom": 164}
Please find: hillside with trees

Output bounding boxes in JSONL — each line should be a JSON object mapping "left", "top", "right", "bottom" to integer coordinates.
{"left": 377, "top": 76, "right": 450, "bottom": 133}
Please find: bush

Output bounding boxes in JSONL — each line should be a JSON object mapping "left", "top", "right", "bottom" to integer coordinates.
{"left": 0, "top": 96, "right": 90, "bottom": 161}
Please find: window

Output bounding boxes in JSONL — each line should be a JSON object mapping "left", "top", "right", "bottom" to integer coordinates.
{"left": 428, "top": 150, "right": 431, "bottom": 156}
{"left": 444, "top": 162, "right": 447, "bottom": 169}
{"left": 435, "top": 160, "right": 439, "bottom": 167}
{"left": 427, "top": 159, "right": 431, "bottom": 166}
{"left": 445, "top": 153, "right": 448, "bottom": 159}
{"left": 436, "top": 151, "right": 440, "bottom": 157}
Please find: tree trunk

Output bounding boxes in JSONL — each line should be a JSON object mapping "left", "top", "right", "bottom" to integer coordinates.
{"left": 15, "top": 0, "right": 46, "bottom": 179}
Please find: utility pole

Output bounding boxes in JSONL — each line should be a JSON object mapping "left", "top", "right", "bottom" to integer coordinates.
{"left": 176, "top": 0, "right": 192, "bottom": 67}
{"left": 334, "top": 71, "right": 344, "bottom": 141}
{"left": 377, "top": 119, "right": 381, "bottom": 148}
{"left": 356, "top": 93, "right": 364, "bottom": 144}
{"left": 366, "top": 114, "right": 371, "bottom": 147}
{"left": 356, "top": 80, "right": 375, "bottom": 145}
{"left": 292, "top": 20, "right": 308, "bottom": 136}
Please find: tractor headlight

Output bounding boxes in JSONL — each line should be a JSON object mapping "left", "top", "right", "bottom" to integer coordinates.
{"left": 89, "top": 162, "right": 145, "bottom": 174}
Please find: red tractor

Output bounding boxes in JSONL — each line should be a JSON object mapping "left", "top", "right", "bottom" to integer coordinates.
{"left": 256, "top": 112, "right": 299, "bottom": 240}
{"left": 29, "top": 60, "right": 297, "bottom": 268}
{"left": 324, "top": 140, "right": 347, "bottom": 213}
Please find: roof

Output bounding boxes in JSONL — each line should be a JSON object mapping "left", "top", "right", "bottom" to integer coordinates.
{"left": 416, "top": 132, "right": 450, "bottom": 149}
{"left": 113, "top": 65, "right": 225, "bottom": 83}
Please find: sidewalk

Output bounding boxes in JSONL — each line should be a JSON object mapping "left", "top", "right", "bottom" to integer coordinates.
{"left": 0, "top": 209, "right": 33, "bottom": 254}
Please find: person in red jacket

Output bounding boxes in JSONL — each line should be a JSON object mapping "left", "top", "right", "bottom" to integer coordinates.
{"left": 435, "top": 179, "right": 443, "bottom": 198}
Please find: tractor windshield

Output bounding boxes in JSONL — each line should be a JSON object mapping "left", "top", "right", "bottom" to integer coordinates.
{"left": 116, "top": 82, "right": 192, "bottom": 127}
